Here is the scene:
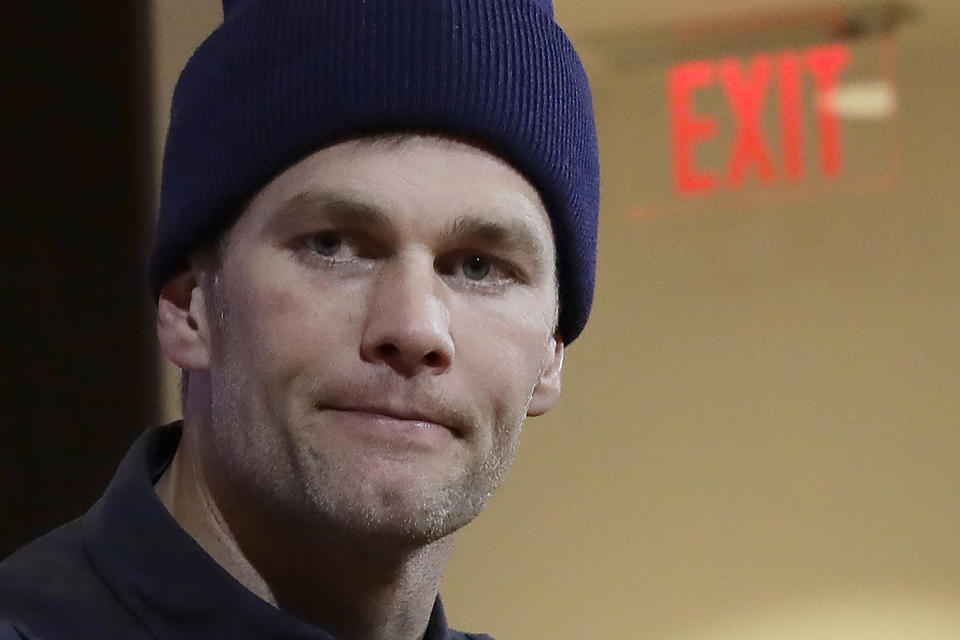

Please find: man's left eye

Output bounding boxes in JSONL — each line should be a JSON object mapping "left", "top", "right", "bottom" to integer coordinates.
{"left": 462, "top": 255, "right": 491, "bottom": 280}
{"left": 311, "top": 232, "right": 342, "bottom": 257}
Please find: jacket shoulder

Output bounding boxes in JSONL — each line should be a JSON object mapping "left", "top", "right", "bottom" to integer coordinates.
{"left": 0, "top": 518, "right": 145, "bottom": 639}
{"left": 0, "top": 622, "right": 28, "bottom": 639}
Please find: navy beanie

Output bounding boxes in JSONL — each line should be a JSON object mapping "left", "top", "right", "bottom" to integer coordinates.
{"left": 150, "top": 0, "right": 599, "bottom": 342}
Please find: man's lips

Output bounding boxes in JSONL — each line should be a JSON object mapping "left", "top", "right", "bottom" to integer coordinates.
{"left": 314, "top": 402, "right": 466, "bottom": 437}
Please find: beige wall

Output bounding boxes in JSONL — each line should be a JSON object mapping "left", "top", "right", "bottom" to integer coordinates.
{"left": 151, "top": 1, "right": 960, "bottom": 637}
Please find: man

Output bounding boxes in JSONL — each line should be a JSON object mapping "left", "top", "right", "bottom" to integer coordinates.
{"left": 0, "top": 0, "right": 599, "bottom": 638}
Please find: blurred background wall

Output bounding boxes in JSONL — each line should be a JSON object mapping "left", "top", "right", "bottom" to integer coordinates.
{"left": 9, "top": 0, "right": 957, "bottom": 636}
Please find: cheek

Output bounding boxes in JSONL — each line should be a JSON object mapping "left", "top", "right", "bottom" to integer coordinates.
{"left": 459, "top": 290, "right": 553, "bottom": 362}
{"left": 215, "top": 273, "right": 362, "bottom": 402}
{"left": 453, "top": 303, "right": 552, "bottom": 415}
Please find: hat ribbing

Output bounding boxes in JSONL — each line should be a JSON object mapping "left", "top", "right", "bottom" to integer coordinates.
{"left": 150, "top": 0, "right": 599, "bottom": 342}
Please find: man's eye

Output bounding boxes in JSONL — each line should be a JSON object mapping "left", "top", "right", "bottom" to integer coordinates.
{"left": 462, "top": 256, "right": 491, "bottom": 280}
{"left": 311, "top": 232, "right": 342, "bottom": 257}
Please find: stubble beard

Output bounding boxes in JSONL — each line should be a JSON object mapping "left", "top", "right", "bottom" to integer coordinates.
{"left": 207, "top": 380, "right": 527, "bottom": 550}
{"left": 206, "top": 322, "right": 532, "bottom": 552}
{"left": 294, "top": 413, "right": 526, "bottom": 547}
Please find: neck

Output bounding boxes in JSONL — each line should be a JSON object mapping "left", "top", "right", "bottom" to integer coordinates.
{"left": 156, "top": 419, "right": 454, "bottom": 640}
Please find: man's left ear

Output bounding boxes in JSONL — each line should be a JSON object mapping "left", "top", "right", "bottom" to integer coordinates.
{"left": 527, "top": 331, "right": 564, "bottom": 417}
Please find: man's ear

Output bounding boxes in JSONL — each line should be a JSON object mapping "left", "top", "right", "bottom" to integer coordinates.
{"left": 527, "top": 331, "right": 564, "bottom": 417}
{"left": 156, "top": 270, "right": 212, "bottom": 371}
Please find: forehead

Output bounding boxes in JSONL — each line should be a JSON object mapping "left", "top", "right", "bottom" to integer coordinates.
{"left": 232, "top": 134, "right": 555, "bottom": 252}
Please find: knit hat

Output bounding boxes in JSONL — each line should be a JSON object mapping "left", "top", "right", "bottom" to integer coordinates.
{"left": 149, "top": 0, "right": 599, "bottom": 342}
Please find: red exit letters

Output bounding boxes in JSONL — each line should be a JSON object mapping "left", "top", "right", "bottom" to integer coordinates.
{"left": 668, "top": 44, "right": 852, "bottom": 196}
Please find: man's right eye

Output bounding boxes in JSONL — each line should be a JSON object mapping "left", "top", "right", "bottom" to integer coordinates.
{"left": 310, "top": 232, "right": 343, "bottom": 257}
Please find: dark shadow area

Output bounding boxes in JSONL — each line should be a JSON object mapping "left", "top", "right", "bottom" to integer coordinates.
{"left": 0, "top": 4, "right": 157, "bottom": 559}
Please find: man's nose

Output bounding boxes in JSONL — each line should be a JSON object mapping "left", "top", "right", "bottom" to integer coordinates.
{"left": 359, "top": 258, "right": 454, "bottom": 376}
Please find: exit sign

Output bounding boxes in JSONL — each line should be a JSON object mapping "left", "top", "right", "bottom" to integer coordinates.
{"left": 593, "top": 8, "right": 910, "bottom": 222}
{"left": 669, "top": 44, "right": 852, "bottom": 195}
{"left": 659, "top": 36, "right": 900, "bottom": 208}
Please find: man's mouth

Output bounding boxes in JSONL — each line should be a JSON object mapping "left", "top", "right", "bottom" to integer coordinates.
{"left": 314, "top": 401, "right": 467, "bottom": 438}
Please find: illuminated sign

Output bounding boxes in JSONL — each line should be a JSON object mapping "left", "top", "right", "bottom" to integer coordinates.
{"left": 668, "top": 44, "right": 852, "bottom": 196}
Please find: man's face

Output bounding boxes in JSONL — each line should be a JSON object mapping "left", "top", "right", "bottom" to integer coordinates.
{"left": 189, "top": 135, "right": 562, "bottom": 546}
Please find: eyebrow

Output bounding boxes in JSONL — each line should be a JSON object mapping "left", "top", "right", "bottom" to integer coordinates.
{"left": 265, "top": 191, "right": 397, "bottom": 235}
{"left": 444, "top": 215, "right": 548, "bottom": 263}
